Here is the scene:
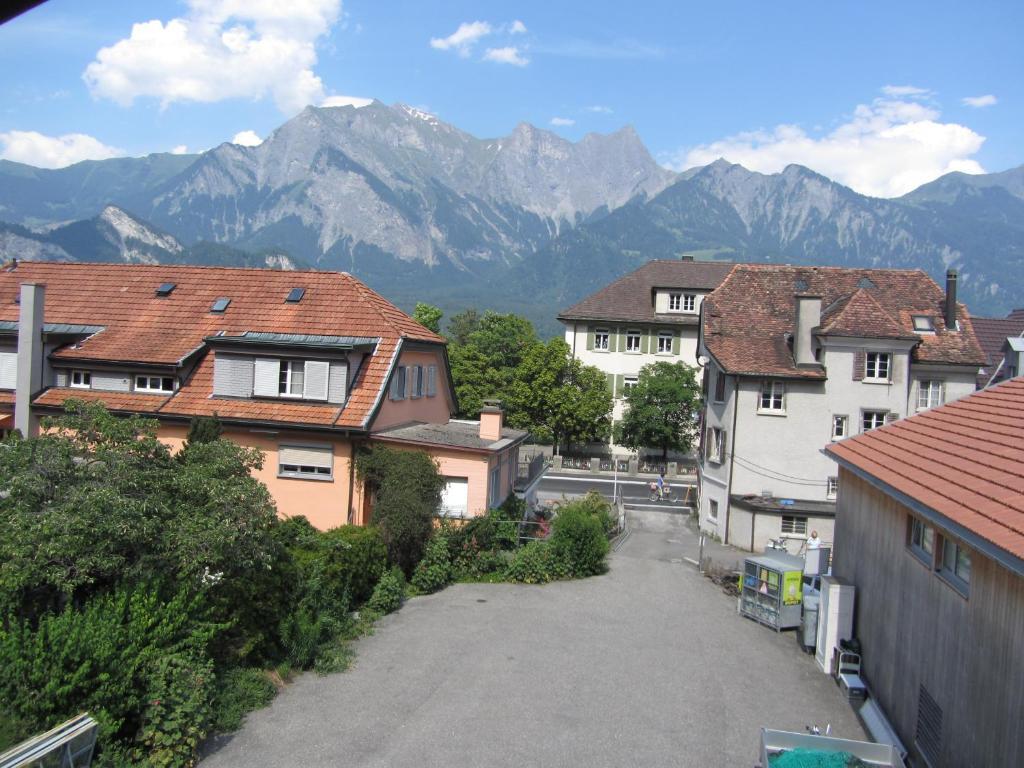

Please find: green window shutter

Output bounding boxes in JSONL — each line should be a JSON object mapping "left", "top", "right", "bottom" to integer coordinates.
{"left": 605, "top": 372, "right": 615, "bottom": 395}
{"left": 643, "top": 330, "right": 652, "bottom": 354}
{"left": 672, "top": 333, "right": 680, "bottom": 355}
{"left": 586, "top": 328, "right": 595, "bottom": 351}
{"left": 615, "top": 374, "right": 625, "bottom": 397}
{"left": 615, "top": 328, "right": 624, "bottom": 352}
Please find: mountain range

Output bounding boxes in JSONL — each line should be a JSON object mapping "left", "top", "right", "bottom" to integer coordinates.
{"left": 1, "top": 100, "right": 1022, "bottom": 335}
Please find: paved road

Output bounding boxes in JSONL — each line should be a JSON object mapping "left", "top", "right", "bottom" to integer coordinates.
{"left": 538, "top": 473, "right": 695, "bottom": 513}
{"left": 201, "top": 510, "right": 863, "bottom": 768}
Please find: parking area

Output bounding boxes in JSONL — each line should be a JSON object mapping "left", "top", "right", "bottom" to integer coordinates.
{"left": 201, "top": 510, "right": 863, "bottom": 768}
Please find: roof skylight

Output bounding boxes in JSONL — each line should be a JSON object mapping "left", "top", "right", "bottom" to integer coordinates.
{"left": 210, "top": 297, "right": 231, "bottom": 313}
{"left": 912, "top": 315, "right": 935, "bottom": 332}
{"left": 156, "top": 282, "right": 176, "bottom": 297}
{"left": 285, "top": 287, "right": 306, "bottom": 303}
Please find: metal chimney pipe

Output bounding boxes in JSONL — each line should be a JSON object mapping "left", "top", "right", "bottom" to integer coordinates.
{"left": 945, "top": 270, "right": 958, "bottom": 331}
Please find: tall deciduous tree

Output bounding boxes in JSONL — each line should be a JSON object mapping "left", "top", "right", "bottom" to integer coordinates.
{"left": 412, "top": 302, "right": 443, "bottom": 334}
{"left": 445, "top": 308, "right": 480, "bottom": 345}
{"left": 508, "top": 339, "right": 612, "bottom": 453}
{"left": 613, "top": 361, "right": 701, "bottom": 460}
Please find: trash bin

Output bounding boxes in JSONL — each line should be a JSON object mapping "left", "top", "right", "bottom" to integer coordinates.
{"left": 800, "top": 594, "right": 819, "bottom": 653}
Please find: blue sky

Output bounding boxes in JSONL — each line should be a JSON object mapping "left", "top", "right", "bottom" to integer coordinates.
{"left": 1, "top": 0, "right": 1021, "bottom": 196}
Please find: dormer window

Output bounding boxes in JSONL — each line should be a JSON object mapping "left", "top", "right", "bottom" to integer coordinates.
{"left": 136, "top": 375, "right": 174, "bottom": 393}
{"left": 912, "top": 315, "right": 935, "bottom": 333}
{"left": 865, "top": 352, "right": 891, "bottom": 382}
{"left": 683, "top": 294, "right": 696, "bottom": 312}
{"left": 669, "top": 293, "right": 682, "bottom": 311}
{"left": 279, "top": 360, "right": 305, "bottom": 398}
{"left": 70, "top": 370, "right": 91, "bottom": 389}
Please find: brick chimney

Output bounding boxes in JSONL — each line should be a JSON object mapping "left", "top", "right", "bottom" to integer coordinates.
{"left": 15, "top": 282, "right": 45, "bottom": 437}
{"left": 479, "top": 400, "right": 504, "bottom": 442}
{"left": 794, "top": 294, "right": 822, "bottom": 366}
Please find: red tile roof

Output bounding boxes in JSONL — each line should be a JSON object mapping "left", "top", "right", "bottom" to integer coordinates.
{"left": 558, "top": 260, "right": 735, "bottom": 325}
{"left": 703, "top": 265, "right": 985, "bottom": 377}
{"left": 1, "top": 262, "right": 443, "bottom": 430}
{"left": 826, "top": 378, "right": 1024, "bottom": 565}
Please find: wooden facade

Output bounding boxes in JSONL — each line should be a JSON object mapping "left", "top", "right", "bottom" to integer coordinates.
{"left": 832, "top": 468, "right": 1024, "bottom": 767}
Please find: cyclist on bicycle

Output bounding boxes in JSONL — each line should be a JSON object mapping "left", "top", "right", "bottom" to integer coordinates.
{"left": 656, "top": 472, "right": 669, "bottom": 500}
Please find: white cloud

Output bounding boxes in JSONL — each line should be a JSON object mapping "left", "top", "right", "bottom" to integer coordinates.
{"left": 962, "top": 94, "right": 997, "bottom": 108}
{"left": 881, "top": 84, "right": 932, "bottom": 98}
{"left": 0, "top": 130, "right": 124, "bottom": 168}
{"left": 170, "top": 144, "right": 189, "bottom": 154}
{"left": 321, "top": 94, "right": 373, "bottom": 108}
{"left": 550, "top": 117, "right": 575, "bottom": 127}
{"left": 585, "top": 105, "right": 613, "bottom": 114}
{"left": 83, "top": 0, "right": 342, "bottom": 115}
{"left": 430, "top": 21, "right": 491, "bottom": 56}
{"left": 509, "top": 20, "right": 527, "bottom": 34}
{"left": 674, "top": 91, "right": 987, "bottom": 198}
{"left": 231, "top": 130, "right": 262, "bottom": 146}
{"left": 483, "top": 46, "right": 529, "bottom": 67}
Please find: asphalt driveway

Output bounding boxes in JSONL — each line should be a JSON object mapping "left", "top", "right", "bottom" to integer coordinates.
{"left": 200, "top": 510, "right": 863, "bottom": 767}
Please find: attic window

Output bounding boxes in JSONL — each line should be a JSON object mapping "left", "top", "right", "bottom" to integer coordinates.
{"left": 794, "top": 279, "right": 809, "bottom": 292}
{"left": 156, "top": 282, "right": 176, "bottom": 297}
{"left": 210, "top": 298, "right": 231, "bottom": 313}
{"left": 285, "top": 287, "right": 306, "bottom": 303}
{"left": 857, "top": 276, "right": 877, "bottom": 289}
{"left": 912, "top": 315, "right": 935, "bottom": 332}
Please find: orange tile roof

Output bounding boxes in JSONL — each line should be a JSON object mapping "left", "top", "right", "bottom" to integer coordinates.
{"left": 0, "top": 391, "right": 13, "bottom": 405}
{"left": 703, "top": 265, "right": 985, "bottom": 377}
{"left": 33, "top": 388, "right": 175, "bottom": 412}
{"left": 826, "top": 378, "right": 1024, "bottom": 566}
{"left": 2, "top": 262, "right": 444, "bottom": 431}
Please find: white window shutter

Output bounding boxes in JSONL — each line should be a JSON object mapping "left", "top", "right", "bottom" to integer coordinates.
{"left": 0, "top": 351, "right": 17, "bottom": 389}
{"left": 303, "top": 360, "right": 330, "bottom": 401}
{"left": 253, "top": 358, "right": 281, "bottom": 397}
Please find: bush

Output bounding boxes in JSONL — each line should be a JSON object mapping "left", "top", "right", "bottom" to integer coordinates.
{"left": 550, "top": 504, "right": 610, "bottom": 577}
{"left": 355, "top": 445, "right": 445, "bottom": 575}
{"left": 318, "top": 526, "right": 387, "bottom": 604}
{"left": 367, "top": 567, "right": 405, "bottom": 614}
{"left": 209, "top": 668, "right": 277, "bottom": 734}
{"left": 411, "top": 536, "right": 453, "bottom": 593}
{"left": 505, "top": 542, "right": 568, "bottom": 584}
{"left": 569, "top": 492, "right": 616, "bottom": 535}
{"left": 132, "top": 652, "right": 214, "bottom": 768}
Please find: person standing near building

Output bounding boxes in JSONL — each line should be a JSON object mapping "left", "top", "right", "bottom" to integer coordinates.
{"left": 806, "top": 530, "right": 822, "bottom": 550}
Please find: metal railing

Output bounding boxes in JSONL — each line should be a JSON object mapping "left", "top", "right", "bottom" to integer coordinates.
{"left": 0, "top": 714, "right": 97, "bottom": 768}
{"left": 515, "top": 452, "right": 547, "bottom": 491}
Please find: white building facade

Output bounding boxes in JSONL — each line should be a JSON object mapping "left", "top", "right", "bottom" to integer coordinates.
{"left": 559, "top": 260, "right": 734, "bottom": 445}
{"left": 697, "top": 267, "right": 985, "bottom": 552}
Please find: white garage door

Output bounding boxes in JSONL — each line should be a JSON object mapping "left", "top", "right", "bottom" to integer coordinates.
{"left": 439, "top": 477, "right": 469, "bottom": 518}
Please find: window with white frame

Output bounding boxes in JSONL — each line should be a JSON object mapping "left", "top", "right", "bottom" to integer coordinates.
{"left": 917, "top": 380, "right": 945, "bottom": 411}
{"left": 657, "top": 331, "right": 673, "bottom": 354}
{"left": 279, "top": 444, "right": 333, "bottom": 480}
{"left": 626, "top": 330, "right": 642, "bottom": 352}
{"left": 781, "top": 515, "right": 808, "bottom": 536}
{"left": 70, "top": 370, "right": 91, "bottom": 389}
{"left": 939, "top": 536, "right": 971, "bottom": 593}
{"left": 594, "top": 328, "right": 610, "bottom": 351}
{"left": 706, "top": 427, "right": 725, "bottom": 463}
{"left": 912, "top": 315, "right": 935, "bottom": 333}
{"left": 135, "top": 375, "right": 174, "bottom": 393}
{"left": 668, "top": 293, "right": 682, "bottom": 311}
{"left": 908, "top": 515, "right": 935, "bottom": 564}
{"left": 826, "top": 476, "right": 838, "bottom": 499}
{"left": 683, "top": 293, "right": 696, "bottom": 312}
{"left": 862, "top": 410, "right": 886, "bottom": 432}
{"left": 708, "top": 499, "right": 718, "bottom": 522}
{"left": 278, "top": 360, "right": 305, "bottom": 398}
{"left": 623, "top": 375, "right": 639, "bottom": 392}
{"left": 758, "top": 380, "right": 785, "bottom": 412}
{"left": 865, "top": 352, "right": 891, "bottom": 382}
{"left": 831, "top": 415, "right": 848, "bottom": 440}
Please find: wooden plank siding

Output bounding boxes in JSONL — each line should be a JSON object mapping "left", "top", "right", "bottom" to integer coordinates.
{"left": 832, "top": 467, "right": 1024, "bottom": 767}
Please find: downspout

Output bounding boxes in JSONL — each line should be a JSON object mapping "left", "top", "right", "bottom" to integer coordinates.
{"left": 723, "top": 375, "right": 740, "bottom": 546}
{"left": 347, "top": 438, "right": 358, "bottom": 524}
{"left": 572, "top": 321, "right": 578, "bottom": 357}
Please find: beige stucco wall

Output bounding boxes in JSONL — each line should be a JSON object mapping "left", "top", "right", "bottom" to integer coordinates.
{"left": 160, "top": 423, "right": 355, "bottom": 531}
{"left": 372, "top": 347, "right": 452, "bottom": 431}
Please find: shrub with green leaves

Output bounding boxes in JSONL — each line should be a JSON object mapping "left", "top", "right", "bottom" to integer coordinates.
{"left": 209, "top": 668, "right": 277, "bottom": 734}
{"left": 550, "top": 504, "right": 610, "bottom": 577}
{"left": 411, "top": 536, "right": 453, "bottom": 593}
{"left": 367, "top": 566, "right": 405, "bottom": 614}
{"left": 505, "top": 541, "right": 566, "bottom": 584}
{"left": 132, "top": 652, "right": 214, "bottom": 768}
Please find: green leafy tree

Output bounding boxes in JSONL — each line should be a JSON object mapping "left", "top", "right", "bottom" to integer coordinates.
{"left": 467, "top": 311, "right": 538, "bottom": 370}
{"left": 508, "top": 338, "right": 612, "bottom": 452}
{"left": 613, "top": 361, "right": 702, "bottom": 460}
{"left": 447, "top": 343, "right": 500, "bottom": 419}
{"left": 355, "top": 445, "right": 445, "bottom": 575}
{"left": 185, "top": 413, "right": 223, "bottom": 445}
{"left": 445, "top": 308, "right": 480, "bottom": 345}
{"left": 412, "top": 302, "right": 443, "bottom": 334}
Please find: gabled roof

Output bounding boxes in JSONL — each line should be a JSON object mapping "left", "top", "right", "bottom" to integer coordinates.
{"left": 972, "top": 311, "right": 1024, "bottom": 386}
{"left": 702, "top": 265, "right": 985, "bottom": 377}
{"left": 0, "top": 262, "right": 444, "bottom": 431}
{"left": 557, "top": 260, "right": 735, "bottom": 325}
{"left": 826, "top": 377, "right": 1024, "bottom": 571}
